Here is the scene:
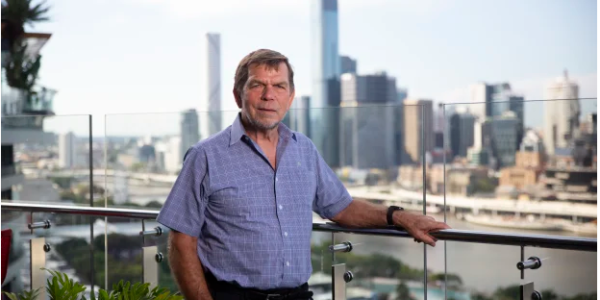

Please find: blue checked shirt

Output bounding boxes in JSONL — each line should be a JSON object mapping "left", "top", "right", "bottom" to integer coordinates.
{"left": 157, "top": 114, "right": 353, "bottom": 290}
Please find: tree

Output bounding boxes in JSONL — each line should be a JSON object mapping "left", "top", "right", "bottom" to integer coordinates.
{"left": 145, "top": 200, "right": 164, "bottom": 208}
{"left": 1, "top": 0, "right": 50, "bottom": 48}
{"left": 2, "top": 0, "right": 50, "bottom": 101}
{"left": 395, "top": 281, "right": 412, "bottom": 300}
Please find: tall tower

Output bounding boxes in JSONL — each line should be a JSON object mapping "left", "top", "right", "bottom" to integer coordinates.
{"left": 544, "top": 71, "right": 580, "bottom": 155}
{"left": 311, "top": 0, "right": 341, "bottom": 167}
{"left": 58, "top": 132, "right": 76, "bottom": 168}
{"left": 180, "top": 109, "right": 200, "bottom": 161}
{"left": 202, "top": 33, "right": 222, "bottom": 139}
{"left": 403, "top": 99, "right": 434, "bottom": 164}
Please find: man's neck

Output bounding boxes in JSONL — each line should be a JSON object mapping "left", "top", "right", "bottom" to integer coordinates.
{"left": 241, "top": 116, "right": 279, "bottom": 144}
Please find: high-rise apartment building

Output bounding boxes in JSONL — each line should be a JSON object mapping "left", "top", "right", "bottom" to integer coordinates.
{"left": 201, "top": 33, "right": 222, "bottom": 140}
{"left": 544, "top": 71, "right": 580, "bottom": 155}
{"left": 311, "top": 0, "right": 341, "bottom": 167}
{"left": 403, "top": 99, "right": 434, "bottom": 164}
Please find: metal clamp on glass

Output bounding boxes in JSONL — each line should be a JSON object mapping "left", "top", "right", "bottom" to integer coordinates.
{"left": 329, "top": 241, "right": 353, "bottom": 253}
{"left": 140, "top": 226, "right": 163, "bottom": 236}
{"left": 517, "top": 256, "right": 542, "bottom": 270}
{"left": 28, "top": 220, "right": 51, "bottom": 230}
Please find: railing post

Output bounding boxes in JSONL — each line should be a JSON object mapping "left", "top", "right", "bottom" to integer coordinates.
{"left": 140, "top": 222, "right": 163, "bottom": 288}
{"left": 29, "top": 218, "right": 51, "bottom": 300}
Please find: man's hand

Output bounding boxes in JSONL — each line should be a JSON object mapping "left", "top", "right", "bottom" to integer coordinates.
{"left": 394, "top": 211, "right": 450, "bottom": 247}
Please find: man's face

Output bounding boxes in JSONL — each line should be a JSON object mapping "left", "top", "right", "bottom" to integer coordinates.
{"left": 236, "top": 62, "right": 295, "bottom": 130}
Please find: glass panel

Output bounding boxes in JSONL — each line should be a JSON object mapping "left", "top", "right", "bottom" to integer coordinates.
{"left": 332, "top": 232, "right": 426, "bottom": 300}
{"left": 525, "top": 247, "right": 596, "bottom": 298}
{"left": 42, "top": 213, "right": 98, "bottom": 295}
{"left": 155, "top": 226, "right": 178, "bottom": 293}
{"left": 1, "top": 114, "right": 94, "bottom": 205}
{"left": 446, "top": 241, "right": 597, "bottom": 299}
{"left": 442, "top": 98, "right": 597, "bottom": 237}
{"left": 310, "top": 231, "right": 334, "bottom": 298}
{"left": 102, "top": 217, "right": 145, "bottom": 290}
{"left": 103, "top": 110, "right": 240, "bottom": 209}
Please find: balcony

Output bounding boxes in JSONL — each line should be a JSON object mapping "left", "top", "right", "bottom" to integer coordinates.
{"left": 0, "top": 98, "right": 597, "bottom": 300}
{"left": 1, "top": 163, "right": 24, "bottom": 191}
{"left": 0, "top": 202, "right": 596, "bottom": 300}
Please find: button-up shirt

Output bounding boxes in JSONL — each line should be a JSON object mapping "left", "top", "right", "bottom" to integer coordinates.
{"left": 157, "top": 114, "right": 353, "bottom": 289}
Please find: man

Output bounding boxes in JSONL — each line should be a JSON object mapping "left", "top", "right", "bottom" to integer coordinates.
{"left": 157, "top": 49, "right": 450, "bottom": 300}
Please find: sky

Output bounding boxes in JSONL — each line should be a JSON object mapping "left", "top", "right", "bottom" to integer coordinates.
{"left": 32, "top": 0, "right": 597, "bottom": 136}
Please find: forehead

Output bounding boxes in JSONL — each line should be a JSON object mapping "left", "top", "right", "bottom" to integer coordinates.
{"left": 247, "top": 62, "right": 289, "bottom": 81}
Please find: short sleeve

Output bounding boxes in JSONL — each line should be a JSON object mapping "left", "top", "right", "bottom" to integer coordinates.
{"left": 157, "top": 147, "right": 207, "bottom": 237}
{"left": 312, "top": 146, "right": 353, "bottom": 219}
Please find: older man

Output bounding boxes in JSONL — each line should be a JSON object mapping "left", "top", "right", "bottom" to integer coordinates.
{"left": 157, "top": 49, "right": 449, "bottom": 300}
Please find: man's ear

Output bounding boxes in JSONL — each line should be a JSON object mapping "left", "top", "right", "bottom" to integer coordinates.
{"left": 233, "top": 89, "right": 242, "bottom": 108}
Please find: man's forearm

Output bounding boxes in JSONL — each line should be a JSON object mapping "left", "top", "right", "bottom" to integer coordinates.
{"left": 168, "top": 231, "right": 212, "bottom": 300}
{"left": 330, "top": 200, "right": 390, "bottom": 228}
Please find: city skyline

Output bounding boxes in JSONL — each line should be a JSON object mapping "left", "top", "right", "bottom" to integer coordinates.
{"left": 34, "top": 0, "right": 597, "bottom": 136}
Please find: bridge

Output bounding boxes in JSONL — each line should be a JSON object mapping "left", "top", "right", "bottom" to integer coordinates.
{"left": 37, "top": 169, "right": 598, "bottom": 219}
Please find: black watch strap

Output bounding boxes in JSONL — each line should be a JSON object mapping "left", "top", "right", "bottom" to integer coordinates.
{"left": 387, "top": 206, "right": 404, "bottom": 226}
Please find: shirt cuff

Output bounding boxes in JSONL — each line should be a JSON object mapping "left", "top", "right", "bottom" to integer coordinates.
{"left": 156, "top": 215, "right": 201, "bottom": 238}
{"left": 322, "top": 194, "right": 354, "bottom": 219}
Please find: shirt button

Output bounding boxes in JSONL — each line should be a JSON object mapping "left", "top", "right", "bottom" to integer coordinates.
{"left": 284, "top": 232, "right": 288, "bottom": 237}
{"left": 276, "top": 177, "right": 278, "bottom": 182}
{"left": 279, "top": 205, "right": 283, "bottom": 210}
{"left": 286, "top": 261, "right": 290, "bottom": 267}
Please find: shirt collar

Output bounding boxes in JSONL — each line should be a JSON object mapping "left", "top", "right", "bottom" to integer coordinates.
{"left": 229, "top": 113, "right": 297, "bottom": 146}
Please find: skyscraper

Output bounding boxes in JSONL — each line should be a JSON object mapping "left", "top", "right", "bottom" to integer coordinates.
{"left": 469, "top": 82, "right": 524, "bottom": 150}
{"left": 289, "top": 96, "right": 311, "bottom": 136}
{"left": 202, "top": 33, "right": 222, "bottom": 140}
{"left": 340, "top": 55, "right": 357, "bottom": 74}
{"left": 180, "top": 109, "right": 200, "bottom": 161}
{"left": 491, "top": 111, "right": 519, "bottom": 168}
{"left": 340, "top": 72, "right": 396, "bottom": 169}
{"left": 449, "top": 112, "right": 476, "bottom": 159}
{"left": 58, "top": 132, "right": 76, "bottom": 168}
{"left": 311, "top": 0, "right": 341, "bottom": 167}
{"left": 544, "top": 71, "right": 580, "bottom": 155}
{"left": 403, "top": 99, "right": 434, "bottom": 164}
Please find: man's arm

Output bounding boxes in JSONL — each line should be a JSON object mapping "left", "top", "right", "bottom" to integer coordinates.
{"left": 168, "top": 231, "right": 213, "bottom": 300}
{"left": 330, "top": 200, "right": 450, "bottom": 247}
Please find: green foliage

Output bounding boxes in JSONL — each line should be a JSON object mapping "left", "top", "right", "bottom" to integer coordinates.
{"left": 55, "top": 235, "right": 176, "bottom": 292}
{"left": 542, "top": 290, "right": 560, "bottom": 300}
{"left": 563, "top": 292, "right": 598, "bottom": 300}
{"left": 2, "top": 269, "right": 181, "bottom": 300}
{"left": 130, "top": 163, "right": 147, "bottom": 172}
{"left": 1, "top": 0, "right": 50, "bottom": 29}
{"left": 50, "top": 176, "right": 76, "bottom": 189}
{"left": 4, "top": 41, "right": 42, "bottom": 97}
{"left": 2, "top": 288, "right": 41, "bottom": 300}
{"left": 473, "top": 178, "right": 496, "bottom": 194}
{"left": 145, "top": 200, "right": 163, "bottom": 209}
{"left": 395, "top": 282, "right": 411, "bottom": 300}
{"left": 45, "top": 268, "right": 87, "bottom": 300}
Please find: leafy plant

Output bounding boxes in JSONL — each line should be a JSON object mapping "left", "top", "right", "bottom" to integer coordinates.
{"left": 45, "top": 268, "right": 87, "bottom": 300}
{"left": 3, "top": 269, "right": 181, "bottom": 300}
{"left": 2, "top": 288, "right": 41, "bottom": 300}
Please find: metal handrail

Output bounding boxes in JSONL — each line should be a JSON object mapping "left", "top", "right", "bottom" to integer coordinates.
{"left": 1, "top": 201, "right": 597, "bottom": 252}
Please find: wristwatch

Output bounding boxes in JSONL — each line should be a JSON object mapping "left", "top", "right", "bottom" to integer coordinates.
{"left": 387, "top": 206, "right": 404, "bottom": 226}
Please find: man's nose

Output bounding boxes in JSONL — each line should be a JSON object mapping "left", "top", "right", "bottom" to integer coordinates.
{"left": 261, "top": 85, "right": 275, "bottom": 101}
